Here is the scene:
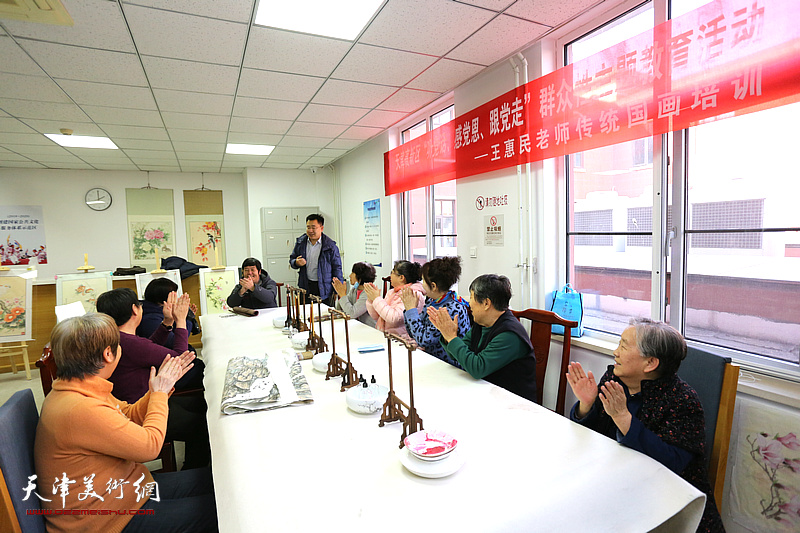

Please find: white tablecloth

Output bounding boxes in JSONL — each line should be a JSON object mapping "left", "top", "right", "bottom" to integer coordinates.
{"left": 201, "top": 308, "right": 705, "bottom": 533}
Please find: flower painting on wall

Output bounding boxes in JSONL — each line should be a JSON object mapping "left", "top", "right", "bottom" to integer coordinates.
{"left": 199, "top": 267, "right": 237, "bottom": 315}
{"left": 128, "top": 216, "right": 176, "bottom": 266}
{"left": 56, "top": 272, "right": 113, "bottom": 313}
{"left": 0, "top": 274, "right": 32, "bottom": 342}
{"left": 189, "top": 220, "right": 225, "bottom": 266}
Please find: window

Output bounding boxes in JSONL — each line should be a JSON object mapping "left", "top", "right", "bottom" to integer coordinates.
{"left": 564, "top": 1, "right": 800, "bottom": 373}
{"left": 400, "top": 105, "right": 457, "bottom": 264}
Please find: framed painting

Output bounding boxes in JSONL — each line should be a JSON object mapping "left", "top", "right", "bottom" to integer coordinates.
{"left": 134, "top": 269, "right": 183, "bottom": 300}
{"left": 56, "top": 271, "right": 113, "bottom": 313}
{"left": 0, "top": 274, "right": 33, "bottom": 342}
{"left": 186, "top": 215, "right": 226, "bottom": 266}
{"left": 127, "top": 215, "right": 176, "bottom": 268}
{"left": 199, "top": 267, "right": 238, "bottom": 315}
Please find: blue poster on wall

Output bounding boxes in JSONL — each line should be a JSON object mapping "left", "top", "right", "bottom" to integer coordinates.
{"left": 363, "top": 199, "right": 381, "bottom": 267}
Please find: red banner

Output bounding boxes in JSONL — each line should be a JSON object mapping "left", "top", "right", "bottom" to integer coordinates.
{"left": 384, "top": 0, "right": 800, "bottom": 196}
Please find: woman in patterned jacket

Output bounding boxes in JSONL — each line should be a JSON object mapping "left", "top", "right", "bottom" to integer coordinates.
{"left": 401, "top": 256, "right": 470, "bottom": 367}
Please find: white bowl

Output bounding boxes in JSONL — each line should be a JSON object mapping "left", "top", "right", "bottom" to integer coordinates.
{"left": 272, "top": 315, "right": 287, "bottom": 328}
{"left": 311, "top": 351, "right": 331, "bottom": 373}
{"left": 345, "top": 383, "right": 388, "bottom": 414}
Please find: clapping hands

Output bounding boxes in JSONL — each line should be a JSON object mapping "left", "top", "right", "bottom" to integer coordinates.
{"left": 332, "top": 277, "right": 347, "bottom": 298}
{"left": 427, "top": 306, "right": 459, "bottom": 342}
{"left": 149, "top": 351, "right": 195, "bottom": 394}
{"left": 399, "top": 287, "right": 418, "bottom": 310}
{"left": 362, "top": 282, "right": 380, "bottom": 302}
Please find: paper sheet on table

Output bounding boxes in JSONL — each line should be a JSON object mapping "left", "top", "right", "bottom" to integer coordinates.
{"left": 220, "top": 350, "right": 313, "bottom": 415}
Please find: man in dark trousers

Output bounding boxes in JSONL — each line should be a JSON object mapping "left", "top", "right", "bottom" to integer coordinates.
{"left": 289, "top": 213, "right": 343, "bottom": 306}
{"left": 226, "top": 257, "right": 279, "bottom": 309}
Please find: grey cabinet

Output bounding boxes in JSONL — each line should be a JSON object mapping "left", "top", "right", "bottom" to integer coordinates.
{"left": 261, "top": 206, "right": 318, "bottom": 287}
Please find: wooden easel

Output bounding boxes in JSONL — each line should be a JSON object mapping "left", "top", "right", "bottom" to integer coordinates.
{"left": 305, "top": 294, "right": 328, "bottom": 354}
{"left": 325, "top": 308, "right": 359, "bottom": 391}
{"left": 379, "top": 333, "right": 423, "bottom": 448}
{"left": 286, "top": 286, "right": 309, "bottom": 332}
{"left": 0, "top": 341, "right": 31, "bottom": 380}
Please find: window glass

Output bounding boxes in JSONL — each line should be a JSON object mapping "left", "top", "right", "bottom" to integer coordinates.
{"left": 402, "top": 120, "right": 426, "bottom": 143}
{"left": 433, "top": 180, "right": 457, "bottom": 257}
{"left": 684, "top": 102, "right": 800, "bottom": 363}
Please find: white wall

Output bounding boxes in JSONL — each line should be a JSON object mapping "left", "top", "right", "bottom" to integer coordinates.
{"left": 0, "top": 169, "right": 247, "bottom": 280}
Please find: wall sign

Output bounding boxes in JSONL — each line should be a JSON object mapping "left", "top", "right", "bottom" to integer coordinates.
{"left": 363, "top": 199, "right": 382, "bottom": 267}
{"left": 484, "top": 215, "right": 504, "bottom": 246}
{"left": 0, "top": 205, "right": 47, "bottom": 266}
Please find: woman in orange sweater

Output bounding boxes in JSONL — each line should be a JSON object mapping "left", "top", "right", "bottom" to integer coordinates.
{"left": 34, "top": 313, "right": 218, "bottom": 533}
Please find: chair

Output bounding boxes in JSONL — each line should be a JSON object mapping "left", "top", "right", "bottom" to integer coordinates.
{"left": 381, "top": 276, "right": 391, "bottom": 297}
{"left": 677, "top": 347, "right": 739, "bottom": 504}
{"left": 276, "top": 282, "right": 284, "bottom": 307}
{"left": 0, "top": 389, "right": 46, "bottom": 533}
{"left": 511, "top": 309, "right": 578, "bottom": 414}
{"left": 35, "top": 345, "right": 178, "bottom": 473}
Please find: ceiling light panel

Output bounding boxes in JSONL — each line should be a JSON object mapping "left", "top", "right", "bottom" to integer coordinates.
{"left": 44, "top": 134, "right": 118, "bottom": 149}
{"left": 254, "top": 0, "right": 383, "bottom": 41}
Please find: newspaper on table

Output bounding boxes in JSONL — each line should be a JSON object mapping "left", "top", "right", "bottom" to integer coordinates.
{"left": 221, "top": 349, "right": 313, "bottom": 415}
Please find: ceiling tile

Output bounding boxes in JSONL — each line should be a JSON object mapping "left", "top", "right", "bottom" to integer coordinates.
{"left": 176, "top": 152, "right": 223, "bottom": 161}
{"left": 315, "top": 148, "right": 348, "bottom": 157}
{"left": 222, "top": 154, "right": 268, "bottom": 164}
{"left": 305, "top": 156, "right": 334, "bottom": 165}
{"left": 161, "top": 112, "right": 230, "bottom": 131}
{"left": 2, "top": 144, "right": 74, "bottom": 157}
{"left": 19, "top": 120, "right": 105, "bottom": 136}
{"left": 123, "top": 149, "right": 177, "bottom": 160}
{"left": 269, "top": 146, "right": 319, "bottom": 157}
{"left": 237, "top": 69, "right": 325, "bottom": 102}
{"left": 232, "top": 97, "right": 305, "bottom": 121}
{"left": 0, "top": 99, "right": 91, "bottom": 122}
{"left": 99, "top": 124, "right": 170, "bottom": 140}
{"left": 261, "top": 162, "right": 302, "bottom": 169}
{"left": 312, "top": 80, "right": 397, "bottom": 108}
{"left": 18, "top": 41, "right": 147, "bottom": 85}
{"left": 0, "top": 73, "right": 70, "bottom": 103}
{"left": 355, "top": 109, "right": 407, "bottom": 128}
{"left": 244, "top": 26, "right": 351, "bottom": 77}
{"left": 180, "top": 165, "right": 224, "bottom": 172}
{"left": 34, "top": 154, "right": 93, "bottom": 164}
{"left": 0, "top": 161, "right": 46, "bottom": 168}
{"left": 0, "top": 152, "right": 32, "bottom": 162}
{"left": 229, "top": 116, "right": 292, "bottom": 135}
{"left": 278, "top": 136, "right": 330, "bottom": 149}
{"left": 65, "top": 149, "right": 132, "bottom": 161}
{"left": 142, "top": 57, "right": 239, "bottom": 94}
{"left": 82, "top": 106, "right": 164, "bottom": 127}
{"left": 447, "top": 14, "right": 548, "bottom": 66}
{"left": 458, "top": 0, "right": 516, "bottom": 10}
{"left": 377, "top": 88, "right": 440, "bottom": 113}
{"left": 325, "top": 138, "right": 362, "bottom": 150}
{"left": 406, "top": 58, "right": 484, "bottom": 92}
{"left": 265, "top": 155, "right": 310, "bottom": 164}
{"left": 332, "top": 44, "right": 437, "bottom": 86}
{"left": 296, "top": 104, "right": 369, "bottom": 125}
{"left": 125, "top": 5, "right": 248, "bottom": 65}
{"left": 0, "top": 132, "right": 56, "bottom": 145}
{"left": 172, "top": 141, "right": 227, "bottom": 153}
{"left": 113, "top": 139, "right": 175, "bottom": 150}
{"left": 45, "top": 162, "right": 96, "bottom": 169}
{"left": 5, "top": 0, "right": 135, "bottom": 51}
{"left": 153, "top": 89, "right": 233, "bottom": 115}
{"left": 91, "top": 163, "right": 139, "bottom": 170}
{"left": 287, "top": 122, "right": 348, "bottom": 138}
{"left": 339, "top": 125, "right": 383, "bottom": 141}
{"left": 57, "top": 80, "right": 158, "bottom": 110}
{"left": 0, "top": 36, "right": 46, "bottom": 77}
{"left": 0, "top": 117, "right": 36, "bottom": 134}
{"left": 225, "top": 132, "right": 283, "bottom": 145}
{"left": 506, "top": 0, "right": 596, "bottom": 26}
{"left": 167, "top": 129, "right": 228, "bottom": 142}
{"left": 139, "top": 165, "right": 181, "bottom": 171}
{"left": 359, "top": 0, "right": 495, "bottom": 56}
{"left": 123, "top": 0, "right": 255, "bottom": 23}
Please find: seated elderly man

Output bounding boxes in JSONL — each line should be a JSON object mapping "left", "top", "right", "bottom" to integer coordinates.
{"left": 567, "top": 318, "right": 724, "bottom": 533}
{"left": 226, "top": 257, "right": 279, "bottom": 309}
{"left": 97, "top": 287, "right": 210, "bottom": 470}
{"left": 35, "top": 313, "right": 218, "bottom": 532}
{"left": 428, "top": 274, "right": 537, "bottom": 402}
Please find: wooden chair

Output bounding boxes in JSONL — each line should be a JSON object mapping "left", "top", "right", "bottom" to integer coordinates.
{"left": 0, "top": 389, "right": 46, "bottom": 533}
{"left": 276, "top": 282, "right": 284, "bottom": 307}
{"left": 677, "top": 347, "right": 739, "bottom": 504}
{"left": 511, "top": 309, "right": 578, "bottom": 414}
{"left": 36, "top": 345, "right": 177, "bottom": 473}
{"left": 381, "top": 276, "right": 391, "bottom": 297}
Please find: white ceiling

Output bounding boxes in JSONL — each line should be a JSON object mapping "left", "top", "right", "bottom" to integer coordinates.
{"left": 0, "top": 0, "right": 602, "bottom": 173}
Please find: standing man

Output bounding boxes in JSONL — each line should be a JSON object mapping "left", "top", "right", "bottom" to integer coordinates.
{"left": 226, "top": 257, "right": 278, "bottom": 309}
{"left": 290, "top": 213, "right": 343, "bottom": 306}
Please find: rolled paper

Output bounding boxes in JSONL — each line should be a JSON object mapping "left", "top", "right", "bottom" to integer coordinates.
{"left": 214, "top": 245, "right": 220, "bottom": 266}
{"left": 232, "top": 306, "right": 258, "bottom": 317}
{"left": 84, "top": 253, "right": 88, "bottom": 266}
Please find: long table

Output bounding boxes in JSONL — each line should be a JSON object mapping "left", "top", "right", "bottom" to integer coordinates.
{"left": 201, "top": 308, "right": 705, "bottom": 532}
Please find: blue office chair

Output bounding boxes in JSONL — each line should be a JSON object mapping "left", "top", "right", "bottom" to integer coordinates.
{"left": 0, "top": 389, "right": 46, "bottom": 533}
{"left": 677, "top": 346, "right": 739, "bottom": 504}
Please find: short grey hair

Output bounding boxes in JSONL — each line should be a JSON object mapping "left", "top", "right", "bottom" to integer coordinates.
{"left": 51, "top": 313, "right": 120, "bottom": 380}
{"left": 630, "top": 317, "right": 687, "bottom": 376}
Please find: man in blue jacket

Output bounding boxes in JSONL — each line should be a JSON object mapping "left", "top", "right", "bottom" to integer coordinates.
{"left": 289, "top": 213, "right": 343, "bottom": 306}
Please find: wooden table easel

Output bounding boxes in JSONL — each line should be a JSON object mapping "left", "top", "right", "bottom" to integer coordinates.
{"left": 286, "top": 286, "right": 309, "bottom": 332}
{"left": 0, "top": 341, "right": 32, "bottom": 380}
{"left": 325, "top": 308, "right": 359, "bottom": 391}
{"left": 379, "top": 333, "right": 423, "bottom": 448}
{"left": 305, "top": 294, "right": 328, "bottom": 354}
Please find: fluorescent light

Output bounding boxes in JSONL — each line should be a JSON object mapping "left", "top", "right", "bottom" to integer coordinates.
{"left": 226, "top": 143, "right": 275, "bottom": 156}
{"left": 254, "top": 0, "right": 383, "bottom": 40}
{"left": 45, "top": 134, "right": 118, "bottom": 149}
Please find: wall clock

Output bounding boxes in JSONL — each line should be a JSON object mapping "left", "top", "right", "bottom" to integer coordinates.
{"left": 85, "top": 187, "right": 112, "bottom": 211}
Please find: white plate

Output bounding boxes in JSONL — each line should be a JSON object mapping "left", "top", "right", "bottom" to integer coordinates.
{"left": 399, "top": 447, "right": 465, "bottom": 479}
{"left": 403, "top": 429, "right": 457, "bottom": 459}
{"left": 311, "top": 351, "right": 331, "bottom": 373}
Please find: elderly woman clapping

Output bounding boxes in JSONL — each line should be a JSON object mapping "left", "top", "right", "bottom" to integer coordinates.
{"left": 34, "top": 313, "right": 218, "bottom": 533}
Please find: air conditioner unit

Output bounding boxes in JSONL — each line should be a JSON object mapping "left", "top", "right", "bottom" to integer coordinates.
{"left": 0, "top": 0, "right": 73, "bottom": 26}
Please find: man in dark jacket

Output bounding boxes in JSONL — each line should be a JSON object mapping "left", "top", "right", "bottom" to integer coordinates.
{"left": 289, "top": 213, "right": 343, "bottom": 306}
{"left": 226, "top": 257, "right": 278, "bottom": 309}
